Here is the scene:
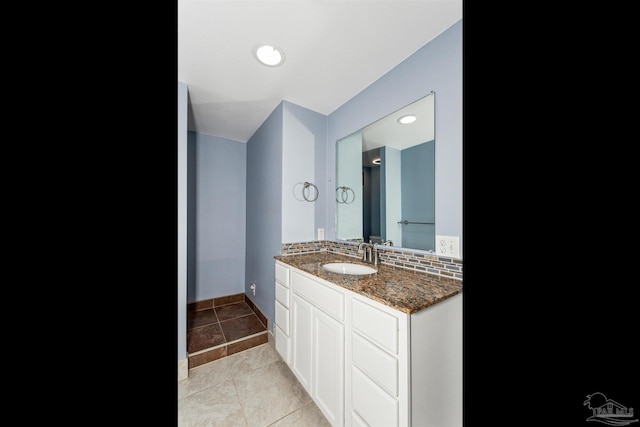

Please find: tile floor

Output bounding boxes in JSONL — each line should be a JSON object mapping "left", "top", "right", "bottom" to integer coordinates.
{"left": 188, "top": 299, "right": 269, "bottom": 369}
{"left": 178, "top": 337, "right": 332, "bottom": 427}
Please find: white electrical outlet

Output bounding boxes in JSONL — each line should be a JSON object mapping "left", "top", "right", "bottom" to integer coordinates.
{"left": 435, "top": 235, "right": 460, "bottom": 258}
{"left": 317, "top": 228, "right": 325, "bottom": 240}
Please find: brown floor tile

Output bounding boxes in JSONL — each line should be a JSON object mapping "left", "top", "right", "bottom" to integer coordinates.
{"left": 187, "top": 308, "right": 218, "bottom": 329}
{"left": 215, "top": 302, "right": 254, "bottom": 321}
{"left": 187, "top": 322, "right": 226, "bottom": 353}
{"left": 186, "top": 295, "right": 270, "bottom": 369}
{"left": 188, "top": 346, "right": 227, "bottom": 369}
{"left": 220, "top": 313, "right": 267, "bottom": 342}
{"left": 227, "top": 333, "right": 268, "bottom": 356}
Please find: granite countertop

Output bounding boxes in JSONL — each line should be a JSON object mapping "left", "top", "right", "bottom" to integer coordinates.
{"left": 274, "top": 252, "right": 462, "bottom": 314}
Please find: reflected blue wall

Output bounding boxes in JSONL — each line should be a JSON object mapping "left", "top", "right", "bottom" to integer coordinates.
{"left": 401, "top": 140, "right": 435, "bottom": 250}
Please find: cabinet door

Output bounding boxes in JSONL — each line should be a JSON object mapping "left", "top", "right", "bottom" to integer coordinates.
{"left": 314, "top": 307, "right": 344, "bottom": 427}
{"left": 291, "top": 293, "right": 313, "bottom": 394}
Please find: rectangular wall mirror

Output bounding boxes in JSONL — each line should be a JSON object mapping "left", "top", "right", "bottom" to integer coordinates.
{"left": 335, "top": 92, "right": 435, "bottom": 251}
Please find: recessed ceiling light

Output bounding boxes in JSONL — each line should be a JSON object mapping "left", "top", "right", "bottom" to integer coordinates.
{"left": 397, "top": 114, "right": 417, "bottom": 124}
{"left": 253, "top": 44, "right": 285, "bottom": 67}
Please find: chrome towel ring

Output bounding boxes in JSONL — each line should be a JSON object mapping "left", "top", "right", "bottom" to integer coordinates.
{"left": 302, "top": 182, "right": 319, "bottom": 202}
{"left": 336, "top": 186, "right": 355, "bottom": 204}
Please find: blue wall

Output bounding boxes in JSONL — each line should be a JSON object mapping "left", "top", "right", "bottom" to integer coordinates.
{"left": 401, "top": 141, "right": 435, "bottom": 250}
{"left": 188, "top": 131, "right": 247, "bottom": 302}
{"left": 245, "top": 104, "right": 284, "bottom": 326}
{"left": 282, "top": 101, "right": 327, "bottom": 243}
{"left": 245, "top": 101, "right": 326, "bottom": 329}
{"left": 335, "top": 131, "right": 363, "bottom": 241}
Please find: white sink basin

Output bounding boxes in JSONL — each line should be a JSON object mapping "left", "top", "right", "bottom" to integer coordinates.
{"left": 322, "top": 262, "right": 377, "bottom": 275}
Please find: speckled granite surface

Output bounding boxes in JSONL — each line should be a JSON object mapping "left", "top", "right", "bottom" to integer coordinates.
{"left": 274, "top": 252, "right": 462, "bottom": 314}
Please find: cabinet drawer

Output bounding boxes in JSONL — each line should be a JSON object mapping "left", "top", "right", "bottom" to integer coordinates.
{"left": 275, "top": 262, "right": 290, "bottom": 286}
{"left": 352, "top": 331, "right": 398, "bottom": 396}
{"left": 275, "top": 324, "right": 290, "bottom": 364}
{"left": 352, "top": 297, "right": 398, "bottom": 355}
{"left": 275, "top": 281, "right": 290, "bottom": 308}
{"left": 291, "top": 270, "right": 344, "bottom": 321}
{"left": 352, "top": 366, "right": 398, "bottom": 427}
{"left": 275, "top": 300, "right": 290, "bottom": 335}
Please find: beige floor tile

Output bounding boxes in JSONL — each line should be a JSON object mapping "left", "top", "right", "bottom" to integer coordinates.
{"left": 178, "top": 379, "right": 247, "bottom": 427}
{"left": 178, "top": 357, "right": 232, "bottom": 400}
{"left": 233, "top": 360, "right": 312, "bottom": 427}
{"left": 268, "top": 400, "right": 332, "bottom": 427}
{"left": 179, "top": 335, "right": 330, "bottom": 427}
{"left": 227, "top": 343, "right": 281, "bottom": 378}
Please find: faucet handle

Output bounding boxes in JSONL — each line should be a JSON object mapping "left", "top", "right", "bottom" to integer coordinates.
{"left": 358, "top": 242, "right": 367, "bottom": 261}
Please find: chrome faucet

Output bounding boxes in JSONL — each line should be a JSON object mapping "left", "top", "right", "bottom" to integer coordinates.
{"left": 358, "top": 242, "right": 378, "bottom": 265}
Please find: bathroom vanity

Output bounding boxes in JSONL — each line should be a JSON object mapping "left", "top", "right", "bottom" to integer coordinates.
{"left": 273, "top": 252, "right": 462, "bottom": 427}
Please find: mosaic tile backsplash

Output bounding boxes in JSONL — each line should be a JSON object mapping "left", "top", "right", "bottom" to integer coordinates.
{"left": 281, "top": 240, "right": 462, "bottom": 280}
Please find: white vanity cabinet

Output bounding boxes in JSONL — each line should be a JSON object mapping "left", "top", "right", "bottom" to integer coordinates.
{"left": 291, "top": 269, "right": 345, "bottom": 427}
{"left": 276, "top": 260, "right": 462, "bottom": 427}
{"left": 274, "top": 261, "right": 291, "bottom": 364}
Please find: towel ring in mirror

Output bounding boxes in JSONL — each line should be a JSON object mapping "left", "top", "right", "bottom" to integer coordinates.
{"left": 336, "top": 186, "right": 355, "bottom": 204}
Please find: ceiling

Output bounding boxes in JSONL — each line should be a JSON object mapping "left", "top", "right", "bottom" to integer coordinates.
{"left": 178, "top": 0, "right": 462, "bottom": 143}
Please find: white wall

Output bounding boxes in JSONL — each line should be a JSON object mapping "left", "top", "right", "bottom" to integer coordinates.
{"left": 178, "top": 81, "right": 188, "bottom": 377}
